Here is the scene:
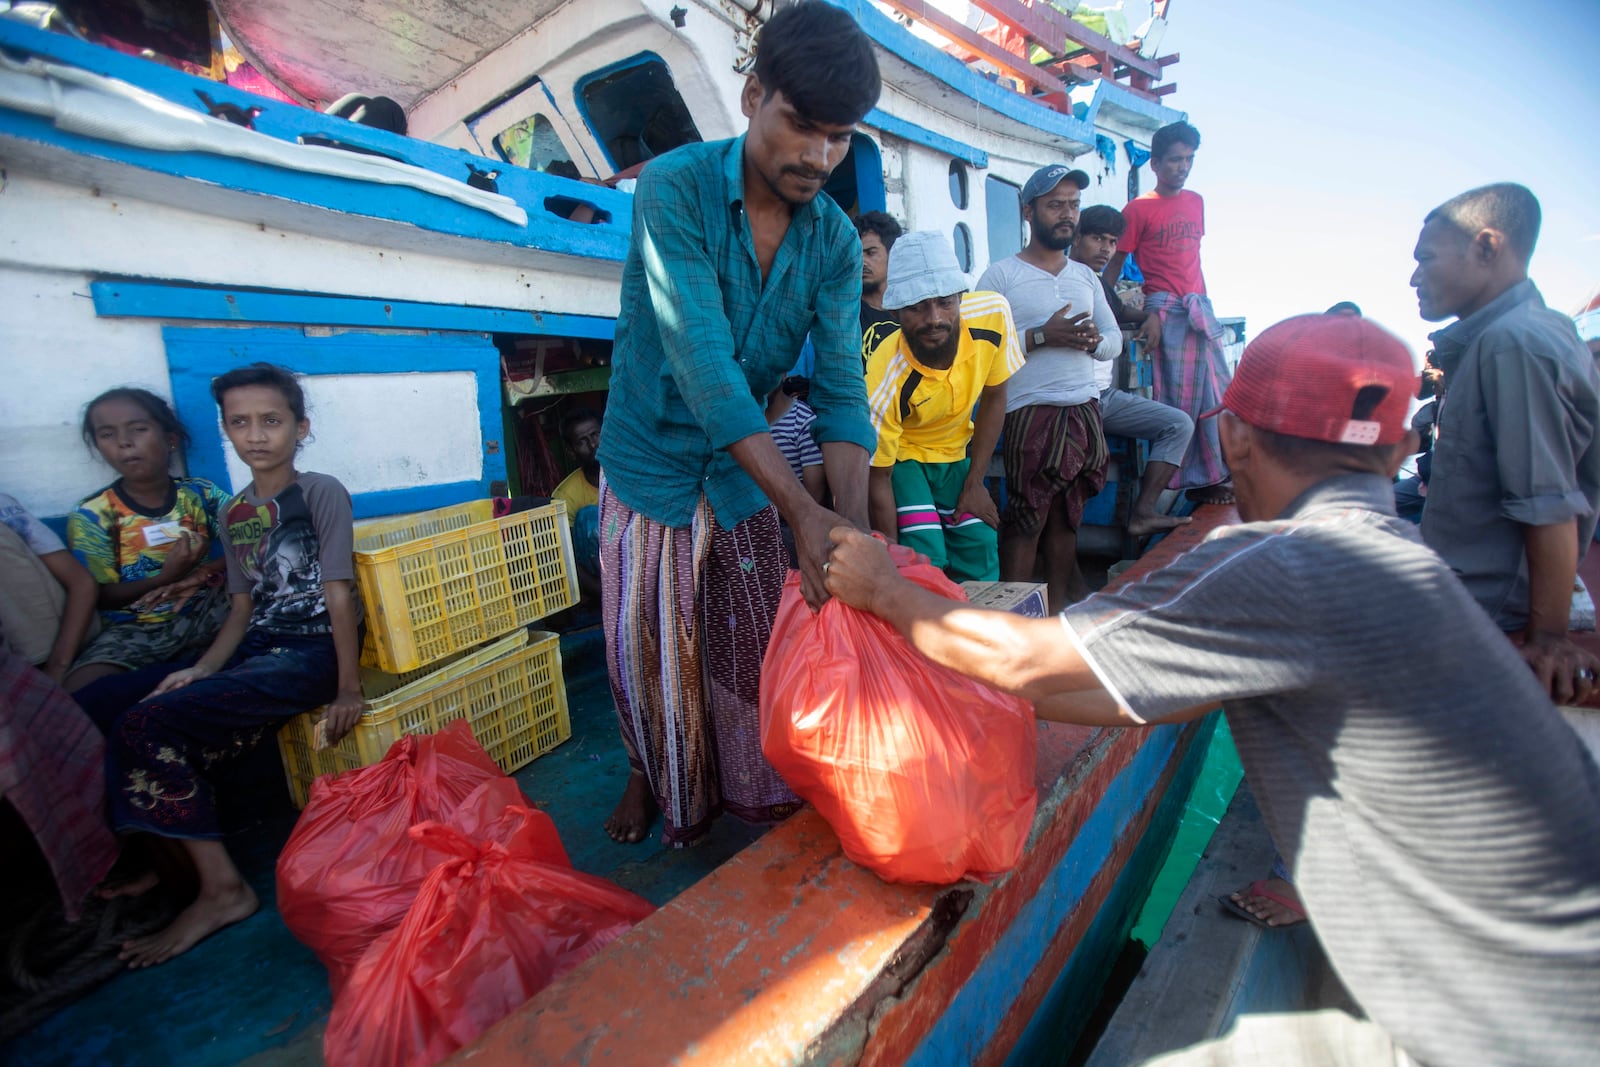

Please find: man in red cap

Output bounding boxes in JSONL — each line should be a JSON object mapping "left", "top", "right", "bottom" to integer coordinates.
{"left": 822, "top": 313, "right": 1600, "bottom": 1067}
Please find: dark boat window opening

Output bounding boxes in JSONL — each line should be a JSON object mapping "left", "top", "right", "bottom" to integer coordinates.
{"left": 952, "top": 222, "right": 974, "bottom": 272}
{"left": 948, "top": 159, "right": 969, "bottom": 209}
{"left": 822, "top": 133, "right": 887, "bottom": 217}
{"left": 577, "top": 54, "right": 702, "bottom": 172}
{"left": 985, "top": 176, "right": 1024, "bottom": 263}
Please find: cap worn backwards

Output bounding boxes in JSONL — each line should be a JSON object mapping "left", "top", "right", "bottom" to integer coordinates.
{"left": 1204, "top": 314, "right": 1420, "bottom": 445}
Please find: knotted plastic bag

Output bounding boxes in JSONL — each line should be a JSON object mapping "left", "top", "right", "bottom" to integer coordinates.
{"left": 322, "top": 811, "right": 655, "bottom": 1067}
{"left": 276, "top": 720, "right": 566, "bottom": 994}
{"left": 760, "top": 545, "right": 1038, "bottom": 884}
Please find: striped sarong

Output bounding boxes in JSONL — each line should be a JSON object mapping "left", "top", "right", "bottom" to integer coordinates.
{"left": 1147, "top": 291, "right": 1232, "bottom": 490}
{"left": 1000, "top": 400, "right": 1109, "bottom": 536}
{"left": 0, "top": 646, "right": 118, "bottom": 919}
{"left": 598, "top": 483, "right": 800, "bottom": 846}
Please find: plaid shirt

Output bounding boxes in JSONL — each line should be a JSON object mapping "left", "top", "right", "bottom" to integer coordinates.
{"left": 598, "top": 135, "right": 875, "bottom": 528}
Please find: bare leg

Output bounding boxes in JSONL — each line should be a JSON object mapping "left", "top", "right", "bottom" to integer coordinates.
{"left": 64, "top": 661, "right": 123, "bottom": 692}
{"left": 1041, "top": 495, "right": 1089, "bottom": 614}
{"left": 604, "top": 770, "right": 658, "bottom": 844}
{"left": 1126, "top": 460, "right": 1191, "bottom": 538}
{"left": 999, "top": 525, "right": 1042, "bottom": 585}
{"left": 119, "top": 839, "right": 258, "bottom": 968}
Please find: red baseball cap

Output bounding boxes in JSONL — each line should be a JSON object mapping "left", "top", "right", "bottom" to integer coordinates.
{"left": 1204, "top": 314, "right": 1420, "bottom": 445}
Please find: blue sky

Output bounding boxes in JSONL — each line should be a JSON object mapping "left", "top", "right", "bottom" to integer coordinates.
{"left": 1158, "top": 0, "right": 1599, "bottom": 358}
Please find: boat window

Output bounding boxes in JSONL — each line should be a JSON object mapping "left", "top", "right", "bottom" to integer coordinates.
{"left": 578, "top": 55, "right": 702, "bottom": 171}
{"left": 493, "top": 113, "right": 574, "bottom": 172}
{"left": 952, "top": 222, "right": 974, "bottom": 272}
{"left": 985, "top": 177, "right": 1024, "bottom": 262}
{"left": 822, "top": 134, "right": 887, "bottom": 216}
{"left": 948, "top": 160, "right": 969, "bottom": 210}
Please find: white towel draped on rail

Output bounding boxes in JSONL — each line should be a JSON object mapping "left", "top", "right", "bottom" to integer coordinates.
{"left": 0, "top": 53, "right": 529, "bottom": 227}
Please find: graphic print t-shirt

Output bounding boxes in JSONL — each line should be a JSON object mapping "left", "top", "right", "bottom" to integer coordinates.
{"left": 222, "top": 472, "right": 358, "bottom": 635}
{"left": 1120, "top": 189, "right": 1206, "bottom": 298}
{"left": 68, "top": 477, "right": 232, "bottom": 626}
{"left": 860, "top": 301, "right": 900, "bottom": 370}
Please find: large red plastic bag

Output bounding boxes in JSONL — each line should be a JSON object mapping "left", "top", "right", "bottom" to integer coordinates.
{"left": 276, "top": 720, "right": 566, "bottom": 994}
{"left": 323, "top": 812, "right": 656, "bottom": 1067}
{"left": 760, "top": 546, "right": 1038, "bottom": 884}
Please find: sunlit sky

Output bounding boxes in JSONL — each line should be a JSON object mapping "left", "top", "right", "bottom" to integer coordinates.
{"left": 1158, "top": 0, "right": 1599, "bottom": 359}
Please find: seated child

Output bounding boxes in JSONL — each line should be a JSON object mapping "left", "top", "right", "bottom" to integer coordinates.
{"left": 65, "top": 389, "right": 232, "bottom": 691}
{"left": 81, "top": 363, "right": 365, "bottom": 968}
{"left": 0, "top": 493, "right": 98, "bottom": 682}
{"left": 551, "top": 406, "right": 602, "bottom": 600}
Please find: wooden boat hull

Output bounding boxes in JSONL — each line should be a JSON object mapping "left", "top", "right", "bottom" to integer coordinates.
{"left": 456, "top": 516, "right": 1230, "bottom": 1066}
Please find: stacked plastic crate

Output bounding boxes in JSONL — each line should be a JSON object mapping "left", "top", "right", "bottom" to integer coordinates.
{"left": 277, "top": 499, "right": 579, "bottom": 807}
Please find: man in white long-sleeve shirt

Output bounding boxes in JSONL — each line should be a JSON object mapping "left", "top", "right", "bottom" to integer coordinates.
{"left": 977, "top": 165, "right": 1120, "bottom": 609}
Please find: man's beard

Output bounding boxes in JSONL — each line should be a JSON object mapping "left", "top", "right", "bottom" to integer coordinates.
{"left": 761, "top": 162, "right": 828, "bottom": 207}
{"left": 863, "top": 277, "right": 883, "bottom": 296}
{"left": 908, "top": 325, "right": 960, "bottom": 366}
{"left": 1037, "top": 224, "right": 1075, "bottom": 251}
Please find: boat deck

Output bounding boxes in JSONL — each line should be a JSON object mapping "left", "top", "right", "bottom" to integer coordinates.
{"left": 7, "top": 509, "right": 1236, "bottom": 1067}
{"left": 5, "top": 624, "right": 765, "bottom": 1067}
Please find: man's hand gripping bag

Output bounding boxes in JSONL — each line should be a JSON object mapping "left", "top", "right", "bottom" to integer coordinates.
{"left": 759, "top": 546, "right": 1037, "bottom": 884}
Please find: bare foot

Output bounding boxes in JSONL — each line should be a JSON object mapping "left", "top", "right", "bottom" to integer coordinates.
{"left": 120, "top": 879, "right": 259, "bottom": 968}
{"left": 604, "top": 771, "right": 657, "bottom": 844}
{"left": 1187, "top": 484, "right": 1236, "bottom": 505}
{"left": 1229, "top": 877, "right": 1306, "bottom": 927}
{"left": 1127, "top": 511, "right": 1192, "bottom": 538}
{"left": 97, "top": 869, "right": 161, "bottom": 899}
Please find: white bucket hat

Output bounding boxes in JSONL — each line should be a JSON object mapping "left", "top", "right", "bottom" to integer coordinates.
{"left": 881, "top": 230, "right": 967, "bottom": 311}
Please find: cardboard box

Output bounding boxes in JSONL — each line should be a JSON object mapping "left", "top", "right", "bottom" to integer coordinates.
{"left": 960, "top": 581, "right": 1048, "bottom": 619}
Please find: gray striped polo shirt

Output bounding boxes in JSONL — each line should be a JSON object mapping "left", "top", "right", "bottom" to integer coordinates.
{"left": 1064, "top": 472, "right": 1600, "bottom": 1067}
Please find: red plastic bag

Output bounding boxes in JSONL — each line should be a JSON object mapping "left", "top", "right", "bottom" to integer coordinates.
{"left": 276, "top": 721, "right": 566, "bottom": 994}
{"left": 323, "top": 811, "right": 655, "bottom": 1067}
{"left": 760, "top": 545, "right": 1038, "bottom": 884}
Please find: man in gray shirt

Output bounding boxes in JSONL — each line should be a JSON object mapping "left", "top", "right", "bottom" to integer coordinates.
{"left": 822, "top": 312, "right": 1600, "bottom": 1067}
{"left": 1412, "top": 182, "right": 1600, "bottom": 703}
{"left": 975, "top": 165, "right": 1120, "bottom": 609}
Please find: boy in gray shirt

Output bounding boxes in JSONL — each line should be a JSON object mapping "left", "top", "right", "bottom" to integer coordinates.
{"left": 823, "top": 313, "right": 1600, "bottom": 1067}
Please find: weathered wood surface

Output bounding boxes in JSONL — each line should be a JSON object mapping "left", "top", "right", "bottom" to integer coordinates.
{"left": 1085, "top": 785, "right": 1355, "bottom": 1067}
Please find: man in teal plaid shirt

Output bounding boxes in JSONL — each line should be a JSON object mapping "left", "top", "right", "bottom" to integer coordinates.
{"left": 596, "top": 1, "right": 882, "bottom": 846}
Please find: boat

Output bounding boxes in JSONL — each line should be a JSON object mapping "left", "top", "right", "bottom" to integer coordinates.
{"left": 0, "top": 1, "right": 1234, "bottom": 1062}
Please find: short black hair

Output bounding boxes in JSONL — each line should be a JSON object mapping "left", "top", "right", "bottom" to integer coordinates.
{"left": 855, "top": 210, "right": 903, "bottom": 250}
{"left": 210, "top": 362, "right": 308, "bottom": 422}
{"left": 754, "top": 1, "right": 881, "bottom": 126}
{"left": 82, "top": 387, "right": 191, "bottom": 451}
{"left": 1150, "top": 121, "right": 1200, "bottom": 161}
{"left": 1076, "top": 204, "right": 1126, "bottom": 239}
{"left": 559, "top": 406, "right": 602, "bottom": 442}
{"left": 1324, "top": 301, "right": 1363, "bottom": 316}
{"left": 1424, "top": 182, "right": 1542, "bottom": 262}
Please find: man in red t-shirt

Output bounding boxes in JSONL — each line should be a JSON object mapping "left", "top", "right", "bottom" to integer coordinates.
{"left": 1107, "top": 121, "right": 1234, "bottom": 503}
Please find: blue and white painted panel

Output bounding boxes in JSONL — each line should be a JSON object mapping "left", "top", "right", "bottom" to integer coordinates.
{"left": 164, "top": 327, "right": 504, "bottom": 519}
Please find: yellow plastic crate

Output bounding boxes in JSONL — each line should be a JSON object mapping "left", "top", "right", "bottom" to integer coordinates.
{"left": 277, "top": 630, "right": 571, "bottom": 809}
{"left": 354, "top": 499, "right": 577, "bottom": 673}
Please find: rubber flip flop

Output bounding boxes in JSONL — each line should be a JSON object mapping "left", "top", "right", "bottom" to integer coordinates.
{"left": 1218, "top": 879, "right": 1307, "bottom": 928}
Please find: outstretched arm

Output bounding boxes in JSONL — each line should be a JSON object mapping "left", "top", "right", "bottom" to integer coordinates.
{"left": 824, "top": 528, "right": 1216, "bottom": 726}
